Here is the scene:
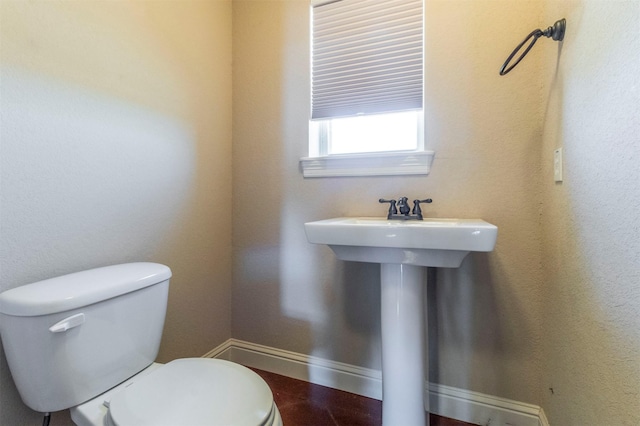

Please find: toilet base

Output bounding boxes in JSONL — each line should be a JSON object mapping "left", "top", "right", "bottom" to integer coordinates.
{"left": 71, "top": 363, "right": 162, "bottom": 426}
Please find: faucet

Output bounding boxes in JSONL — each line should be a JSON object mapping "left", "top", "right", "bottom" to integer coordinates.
{"left": 397, "top": 197, "right": 411, "bottom": 215}
{"left": 379, "top": 197, "right": 432, "bottom": 220}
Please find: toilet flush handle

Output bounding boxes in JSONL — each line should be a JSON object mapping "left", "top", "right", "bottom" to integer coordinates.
{"left": 49, "top": 313, "right": 85, "bottom": 333}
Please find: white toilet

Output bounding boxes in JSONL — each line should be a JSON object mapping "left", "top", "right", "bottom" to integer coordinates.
{"left": 0, "top": 262, "right": 282, "bottom": 426}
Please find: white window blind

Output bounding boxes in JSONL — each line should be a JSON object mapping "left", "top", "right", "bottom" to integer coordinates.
{"left": 311, "top": 0, "right": 424, "bottom": 120}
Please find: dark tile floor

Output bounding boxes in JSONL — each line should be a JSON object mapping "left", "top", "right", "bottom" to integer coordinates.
{"left": 250, "top": 368, "right": 477, "bottom": 426}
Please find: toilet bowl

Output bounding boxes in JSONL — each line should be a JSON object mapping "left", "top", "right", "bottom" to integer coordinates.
{"left": 72, "top": 359, "right": 282, "bottom": 426}
{"left": 0, "top": 263, "right": 281, "bottom": 426}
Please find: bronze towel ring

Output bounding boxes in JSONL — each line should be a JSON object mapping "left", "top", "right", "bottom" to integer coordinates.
{"left": 500, "top": 19, "right": 566, "bottom": 75}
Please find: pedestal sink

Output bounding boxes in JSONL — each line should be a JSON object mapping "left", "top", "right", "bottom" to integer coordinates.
{"left": 304, "top": 217, "right": 498, "bottom": 426}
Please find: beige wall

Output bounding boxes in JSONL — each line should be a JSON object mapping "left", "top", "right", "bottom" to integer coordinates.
{"left": 0, "top": 1, "right": 232, "bottom": 424}
{"left": 232, "top": 1, "right": 639, "bottom": 424}
{"left": 232, "top": 0, "right": 547, "bottom": 406}
{"left": 540, "top": 1, "right": 640, "bottom": 424}
{"left": 1, "top": 1, "right": 637, "bottom": 425}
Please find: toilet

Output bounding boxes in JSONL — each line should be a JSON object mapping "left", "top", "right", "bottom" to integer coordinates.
{"left": 0, "top": 262, "right": 282, "bottom": 426}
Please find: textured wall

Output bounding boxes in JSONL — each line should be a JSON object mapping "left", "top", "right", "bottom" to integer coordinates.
{"left": 2, "top": 1, "right": 635, "bottom": 425}
{"left": 232, "top": 0, "right": 547, "bottom": 407}
{"left": 0, "top": 1, "right": 232, "bottom": 424}
{"left": 539, "top": 1, "right": 640, "bottom": 424}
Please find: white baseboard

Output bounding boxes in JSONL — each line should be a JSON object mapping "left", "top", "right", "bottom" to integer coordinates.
{"left": 204, "top": 339, "right": 549, "bottom": 426}
{"left": 203, "top": 338, "right": 382, "bottom": 400}
{"left": 429, "top": 382, "right": 549, "bottom": 426}
{"left": 539, "top": 408, "right": 550, "bottom": 426}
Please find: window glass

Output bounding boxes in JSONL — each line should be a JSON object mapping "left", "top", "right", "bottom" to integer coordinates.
{"left": 326, "top": 111, "right": 420, "bottom": 155}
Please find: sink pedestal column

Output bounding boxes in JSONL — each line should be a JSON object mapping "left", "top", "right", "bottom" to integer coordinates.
{"left": 380, "top": 263, "right": 428, "bottom": 426}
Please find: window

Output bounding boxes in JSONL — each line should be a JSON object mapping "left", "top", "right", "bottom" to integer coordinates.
{"left": 301, "top": 0, "right": 433, "bottom": 178}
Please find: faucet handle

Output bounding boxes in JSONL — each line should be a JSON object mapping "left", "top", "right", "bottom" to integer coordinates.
{"left": 379, "top": 198, "right": 398, "bottom": 218}
{"left": 412, "top": 198, "right": 432, "bottom": 219}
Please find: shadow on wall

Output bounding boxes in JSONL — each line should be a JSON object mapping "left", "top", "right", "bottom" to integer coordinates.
{"left": 342, "top": 262, "right": 381, "bottom": 336}
{"left": 340, "top": 261, "right": 382, "bottom": 370}
{"left": 428, "top": 252, "right": 533, "bottom": 399}
{"left": 0, "top": 68, "right": 197, "bottom": 285}
{"left": 306, "top": 258, "right": 382, "bottom": 393}
{"left": 231, "top": 0, "right": 325, "bottom": 364}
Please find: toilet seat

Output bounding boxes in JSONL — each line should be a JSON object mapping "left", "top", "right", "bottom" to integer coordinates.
{"left": 105, "top": 358, "right": 276, "bottom": 426}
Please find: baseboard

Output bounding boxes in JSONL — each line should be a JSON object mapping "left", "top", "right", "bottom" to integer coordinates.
{"left": 539, "top": 408, "right": 551, "bottom": 426}
{"left": 204, "top": 339, "right": 549, "bottom": 426}
{"left": 203, "top": 338, "right": 382, "bottom": 400}
{"left": 429, "top": 382, "right": 549, "bottom": 426}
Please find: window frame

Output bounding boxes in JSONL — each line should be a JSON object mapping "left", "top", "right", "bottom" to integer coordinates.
{"left": 301, "top": 0, "right": 433, "bottom": 178}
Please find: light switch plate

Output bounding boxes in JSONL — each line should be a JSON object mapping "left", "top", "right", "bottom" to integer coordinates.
{"left": 554, "top": 148, "right": 563, "bottom": 182}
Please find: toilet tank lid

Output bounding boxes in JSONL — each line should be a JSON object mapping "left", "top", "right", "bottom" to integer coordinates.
{"left": 0, "top": 263, "right": 171, "bottom": 317}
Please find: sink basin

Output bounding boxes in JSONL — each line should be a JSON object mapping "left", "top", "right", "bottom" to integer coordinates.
{"left": 305, "top": 217, "right": 498, "bottom": 267}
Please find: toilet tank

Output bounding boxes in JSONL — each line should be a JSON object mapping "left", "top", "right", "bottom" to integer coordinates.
{"left": 0, "top": 262, "right": 171, "bottom": 413}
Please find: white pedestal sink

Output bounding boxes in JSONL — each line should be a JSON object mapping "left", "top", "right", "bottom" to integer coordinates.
{"left": 305, "top": 217, "right": 498, "bottom": 426}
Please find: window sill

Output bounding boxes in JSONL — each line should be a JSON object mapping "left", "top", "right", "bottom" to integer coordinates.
{"left": 300, "top": 150, "right": 434, "bottom": 178}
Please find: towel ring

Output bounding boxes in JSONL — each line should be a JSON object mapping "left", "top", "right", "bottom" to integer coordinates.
{"left": 500, "top": 19, "right": 566, "bottom": 75}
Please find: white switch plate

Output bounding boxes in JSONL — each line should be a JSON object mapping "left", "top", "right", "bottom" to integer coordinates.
{"left": 554, "top": 148, "right": 563, "bottom": 182}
